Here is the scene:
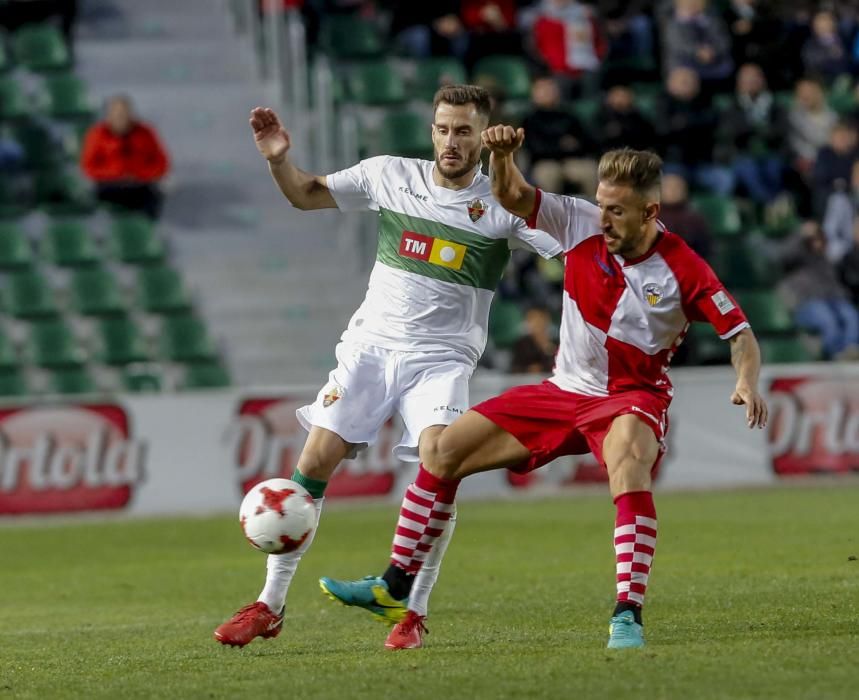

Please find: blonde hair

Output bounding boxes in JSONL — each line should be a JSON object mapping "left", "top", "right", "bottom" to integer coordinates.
{"left": 598, "top": 148, "right": 663, "bottom": 200}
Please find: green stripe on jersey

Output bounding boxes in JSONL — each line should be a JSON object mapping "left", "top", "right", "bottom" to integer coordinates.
{"left": 376, "top": 207, "right": 510, "bottom": 290}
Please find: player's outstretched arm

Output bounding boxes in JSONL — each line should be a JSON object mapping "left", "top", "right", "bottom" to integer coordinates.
{"left": 728, "top": 328, "right": 768, "bottom": 429}
{"left": 249, "top": 107, "right": 336, "bottom": 210}
{"left": 483, "top": 125, "right": 536, "bottom": 220}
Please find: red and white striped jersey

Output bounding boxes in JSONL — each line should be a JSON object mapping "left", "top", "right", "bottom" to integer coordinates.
{"left": 528, "top": 189, "right": 750, "bottom": 398}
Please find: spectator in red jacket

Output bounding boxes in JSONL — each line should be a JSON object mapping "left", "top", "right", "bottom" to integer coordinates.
{"left": 80, "top": 95, "right": 170, "bottom": 219}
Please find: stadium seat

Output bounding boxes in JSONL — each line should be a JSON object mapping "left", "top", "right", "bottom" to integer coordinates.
{"left": 691, "top": 194, "right": 742, "bottom": 237}
{"left": 488, "top": 300, "right": 523, "bottom": 349}
{"left": 0, "top": 328, "right": 20, "bottom": 370}
{"left": 0, "top": 74, "right": 27, "bottom": 120}
{"left": 110, "top": 214, "right": 165, "bottom": 264}
{"left": 43, "top": 73, "right": 94, "bottom": 120}
{"left": 734, "top": 291, "right": 794, "bottom": 334}
{"left": 43, "top": 219, "right": 101, "bottom": 267}
{"left": 569, "top": 97, "right": 600, "bottom": 131}
{"left": 758, "top": 336, "right": 817, "bottom": 363}
{"left": 137, "top": 265, "right": 192, "bottom": 313}
{"left": 122, "top": 364, "right": 163, "bottom": 392}
{"left": 49, "top": 366, "right": 97, "bottom": 395}
{"left": 319, "top": 15, "right": 383, "bottom": 59}
{"left": 346, "top": 62, "right": 406, "bottom": 106}
{"left": 472, "top": 56, "right": 531, "bottom": 101}
{"left": 35, "top": 169, "right": 96, "bottom": 215}
{"left": 687, "top": 322, "right": 731, "bottom": 365}
{"left": 71, "top": 266, "right": 127, "bottom": 316}
{"left": 183, "top": 361, "right": 230, "bottom": 389}
{"left": 711, "top": 239, "right": 773, "bottom": 291}
{"left": 0, "top": 368, "right": 28, "bottom": 396}
{"left": 160, "top": 314, "right": 217, "bottom": 362}
{"left": 12, "top": 23, "right": 70, "bottom": 71}
{"left": 28, "top": 318, "right": 85, "bottom": 367}
{"left": 377, "top": 111, "right": 432, "bottom": 159}
{"left": 0, "top": 222, "right": 33, "bottom": 269}
{"left": 12, "top": 118, "right": 69, "bottom": 169}
{"left": 98, "top": 316, "right": 149, "bottom": 365}
{"left": 412, "top": 57, "right": 467, "bottom": 102}
{"left": 6, "top": 269, "right": 58, "bottom": 318}
{"left": 0, "top": 36, "right": 10, "bottom": 72}
{"left": 0, "top": 175, "right": 31, "bottom": 218}
{"left": 634, "top": 92, "right": 659, "bottom": 122}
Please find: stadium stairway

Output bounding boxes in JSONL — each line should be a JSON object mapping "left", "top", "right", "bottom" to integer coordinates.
{"left": 75, "top": 0, "right": 369, "bottom": 384}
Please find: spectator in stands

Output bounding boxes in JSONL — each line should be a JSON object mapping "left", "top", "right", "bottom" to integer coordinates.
{"left": 80, "top": 95, "right": 169, "bottom": 219}
{"left": 720, "top": 0, "right": 789, "bottom": 86}
{"left": 509, "top": 306, "right": 557, "bottom": 374}
{"left": 657, "top": 66, "right": 734, "bottom": 195}
{"left": 662, "top": 0, "right": 733, "bottom": 93}
{"left": 521, "top": 76, "right": 598, "bottom": 196}
{"left": 599, "top": 0, "right": 656, "bottom": 83}
{"left": 813, "top": 120, "right": 859, "bottom": 215}
{"left": 777, "top": 220, "right": 859, "bottom": 361}
{"left": 658, "top": 172, "right": 712, "bottom": 260}
{"left": 722, "top": 63, "right": 788, "bottom": 205}
{"left": 385, "top": 1, "right": 467, "bottom": 59}
{"left": 801, "top": 9, "right": 850, "bottom": 85}
{"left": 823, "top": 159, "right": 859, "bottom": 264}
{"left": 839, "top": 217, "right": 859, "bottom": 306}
{"left": 596, "top": 83, "right": 658, "bottom": 152}
{"left": 522, "top": 0, "right": 607, "bottom": 92}
{"left": 788, "top": 76, "right": 837, "bottom": 180}
{"left": 461, "top": 0, "right": 522, "bottom": 68}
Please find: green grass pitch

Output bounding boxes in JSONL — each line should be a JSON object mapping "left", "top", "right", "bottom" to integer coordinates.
{"left": 3, "top": 485, "right": 858, "bottom": 699}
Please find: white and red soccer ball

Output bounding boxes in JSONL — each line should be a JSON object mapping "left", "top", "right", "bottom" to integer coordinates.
{"left": 239, "top": 478, "right": 316, "bottom": 554}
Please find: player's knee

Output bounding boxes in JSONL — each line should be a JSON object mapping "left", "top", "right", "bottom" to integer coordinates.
{"left": 421, "top": 429, "right": 463, "bottom": 479}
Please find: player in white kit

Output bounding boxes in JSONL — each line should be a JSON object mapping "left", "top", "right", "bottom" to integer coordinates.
{"left": 213, "top": 86, "right": 561, "bottom": 648}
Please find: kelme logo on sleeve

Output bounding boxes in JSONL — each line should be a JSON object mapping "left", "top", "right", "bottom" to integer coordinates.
{"left": 398, "top": 230, "right": 466, "bottom": 270}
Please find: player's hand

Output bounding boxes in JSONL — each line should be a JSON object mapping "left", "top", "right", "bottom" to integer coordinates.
{"left": 481, "top": 125, "right": 525, "bottom": 156}
{"left": 249, "top": 107, "right": 291, "bottom": 163}
{"left": 731, "top": 384, "right": 768, "bottom": 429}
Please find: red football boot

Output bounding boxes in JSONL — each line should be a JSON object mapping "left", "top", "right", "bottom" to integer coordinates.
{"left": 214, "top": 602, "right": 283, "bottom": 647}
{"left": 384, "top": 610, "right": 427, "bottom": 650}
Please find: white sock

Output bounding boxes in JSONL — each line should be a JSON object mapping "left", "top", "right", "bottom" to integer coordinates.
{"left": 408, "top": 505, "right": 456, "bottom": 617}
{"left": 257, "top": 497, "right": 324, "bottom": 613}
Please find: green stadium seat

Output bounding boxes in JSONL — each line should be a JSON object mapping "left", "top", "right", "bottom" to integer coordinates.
{"left": 183, "top": 361, "right": 230, "bottom": 389}
{"left": 712, "top": 239, "right": 773, "bottom": 291}
{"left": 320, "top": 15, "right": 383, "bottom": 59}
{"left": 0, "top": 36, "right": 10, "bottom": 72}
{"left": 122, "top": 364, "right": 163, "bottom": 392}
{"left": 49, "top": 366, "right": 97, "bottom": 395}
{"left": 43, "top": 219, "right": 101, "bottom": 267}
{"left": 691, "top": 194, "right": 742, "bottom": 237}
{"left": 28, "top": 319, "right": 85, "bottom": 367}
{"left": 0, "top": 74, "right": 27, "bottom": 119}
{"left": 758, "top": 336, "right": 817, "bottom": 363}
{"left": 634, "top": 92, "right": 659, "bottom": 122}
{"left": 412, "top": 57, "right": 467, "bottom": 101}
{"left": 0, "top": 328, "right": 20, "bottom": 370}
{"left": 71, "top": 266, "right": 127, "bottom": 316}
{"left": 160, "top": 314, "right": 217, "bottom": 362}
{"left": 42, "top": 73, "right": 94, "bottom": 120}
{"left": 12, "top": 118, "right": 68, "bottom": 169}
{"left": 346, "top": 61, "right": 406, "bottom": 106}
{"left": 488, "top": 300, "right": 523, "bottom": 349}
{"left": 0, "top": 222, "right": 33, "bottom": 269}
{"left": 0, "top": 175, "right": 32, "bottom": 218}
{"left": 35, "top": 169, "right": 96, "bottom": 215}
{"left": 0, "top": 368, "right": 28, "bottom": 396}
{"left": 98, "top": 316, "right": 149, "bottom": 365}
{"left": 6, "top": 269, "right": 58, "bottom": 318}
{"left": 734, "top": 290, "right": 794, "bottom": 334}
{"left": 472, "top": 56, "right": 531, "bottom": 101}
{"left": 569, "top": 97, "right": 600, "bottom": 131}
{"left": 137, "top": 265, "right": 192, "bottom": 314}
{"left": 377, "top": 111, "right": 432, "bottom": 159}
{"left": 687, "top": 322, "right": 731, "bottom": 365}
{"left": 13, "top": 24, "right": 70, "bottom": 71}
{"left": 110, "top": 214, "right": 165, "bottom": 264}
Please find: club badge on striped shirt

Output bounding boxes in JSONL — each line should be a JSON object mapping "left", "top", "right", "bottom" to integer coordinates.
{"left": 467, "top": 198, "right": 487, "bottom": 222}
{"left": 643, "top": 283, "right": 663, "bottom": 306}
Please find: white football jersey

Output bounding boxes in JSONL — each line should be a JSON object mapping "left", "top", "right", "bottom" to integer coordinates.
{"left": 326, "top": 156, "right": 561, "bottom": 363}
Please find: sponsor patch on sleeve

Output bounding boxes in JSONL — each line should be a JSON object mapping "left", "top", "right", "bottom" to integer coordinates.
{"left": 711, "top": 290, "right": 735, "bottom": 315}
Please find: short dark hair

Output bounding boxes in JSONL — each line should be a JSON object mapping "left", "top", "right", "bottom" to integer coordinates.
{"left": 598, "top": 148, "right": 663, "bottom": 199}
{"left": 432, "top": 84, "right": 492, "bottom": 121}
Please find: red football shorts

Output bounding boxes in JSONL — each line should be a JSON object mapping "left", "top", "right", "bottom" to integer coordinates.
{"left": 473, "top": 380, "right": 670, "bottom": 474}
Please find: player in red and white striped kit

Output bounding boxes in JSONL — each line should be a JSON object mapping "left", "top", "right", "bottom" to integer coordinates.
{"left": 332, "top": 133, "right": 769, "bottom": 650}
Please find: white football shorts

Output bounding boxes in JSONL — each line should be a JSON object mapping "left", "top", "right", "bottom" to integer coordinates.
{"left": 296, "top": 341, "right": 473, "bottom": 461}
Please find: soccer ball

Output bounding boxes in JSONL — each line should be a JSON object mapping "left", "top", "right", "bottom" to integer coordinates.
{"left": 239, "top": 478, "right": 316, "bottom": 554}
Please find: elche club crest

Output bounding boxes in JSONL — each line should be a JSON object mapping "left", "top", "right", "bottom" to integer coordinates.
{"left": 643, "top": 283, "right": 663, "bottom": 306}
{"left": 467, "top": 198, "right": 487, "bottom": 222}
{"left": 322, "top": 385, "right": 344, "bottom": 408}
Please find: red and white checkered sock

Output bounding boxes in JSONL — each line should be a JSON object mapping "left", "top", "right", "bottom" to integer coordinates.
{"left": 613, "top": 491, "right": 657, "bottom": 608}
{"left": 390, "top": 464, "right": 459, "bottom": 575}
